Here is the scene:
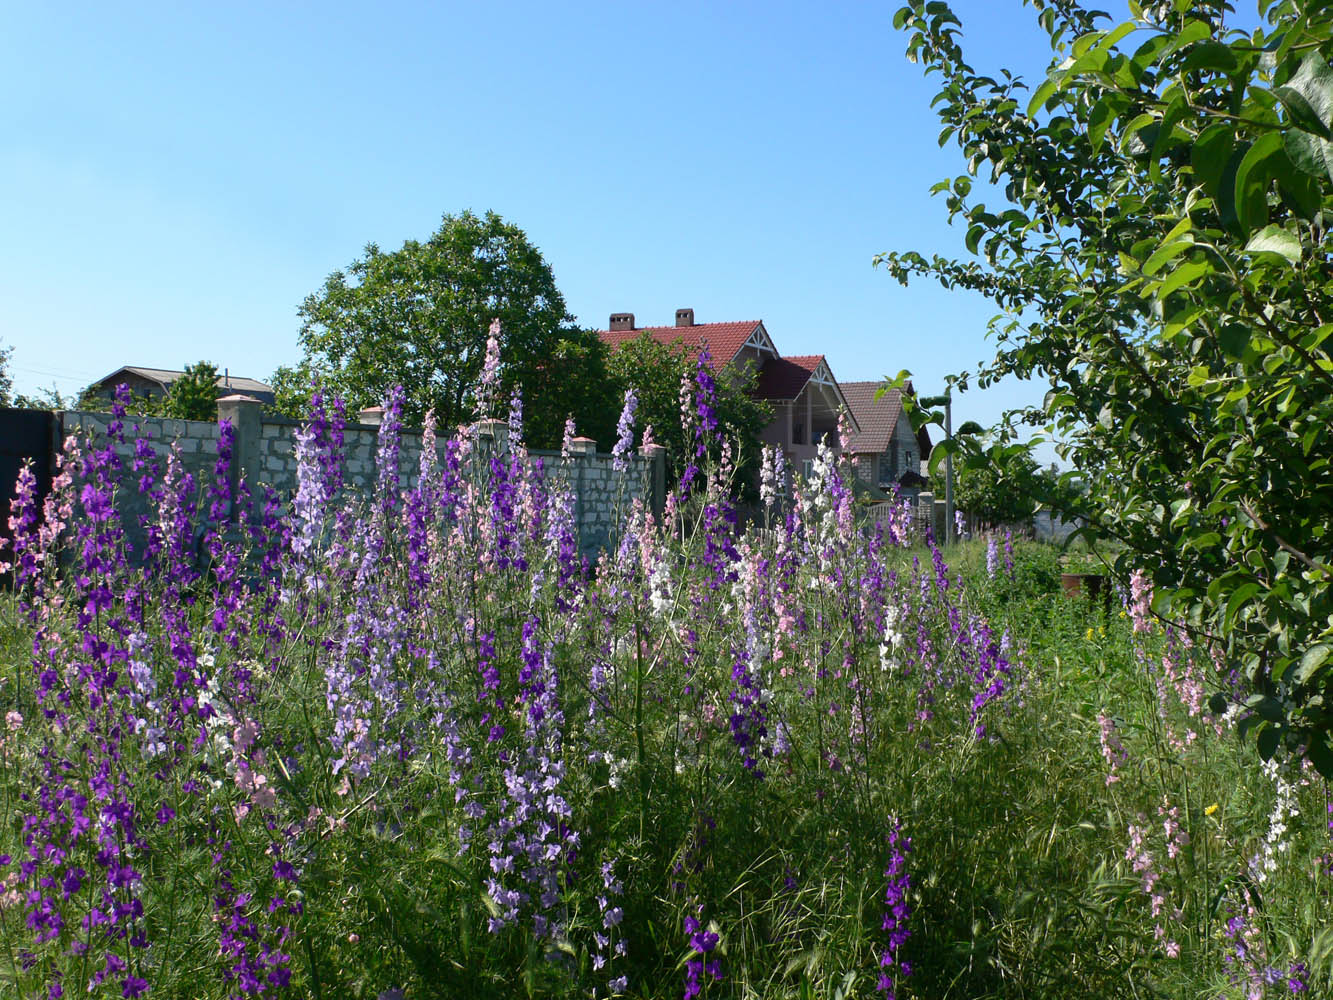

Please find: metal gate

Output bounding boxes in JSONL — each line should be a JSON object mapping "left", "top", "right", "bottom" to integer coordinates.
{"left": 0, "top": 407, "right": 56, "bottom": 581}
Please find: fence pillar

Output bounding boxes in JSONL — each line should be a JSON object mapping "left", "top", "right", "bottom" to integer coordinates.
{"left": 640, "top": 442, "right": 667, "bottom": 521}
{"left": 216, "top": 394, "right": 264, "bottom": 508}
{"left": 567, "top": 436, "right": 597, "bottom": 556}
{"left": 475, "top": 419, "right": 509, "bottom": 460}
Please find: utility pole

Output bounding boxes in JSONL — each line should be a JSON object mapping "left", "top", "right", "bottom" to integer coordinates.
{"left": 920, "top": 389, "right": 954, "bottom": 543}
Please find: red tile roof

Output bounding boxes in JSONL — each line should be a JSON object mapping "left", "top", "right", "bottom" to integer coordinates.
{"left": 841, "top": 381, "right": 931, "bottom": 456}
{"left": 755, "top": 355, "right": 824, "bottom": 400}
{"left": 595, "top": 321, "right": 763, "bottom": 371}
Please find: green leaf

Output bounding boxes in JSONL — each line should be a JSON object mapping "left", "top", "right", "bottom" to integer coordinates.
{"left": 1225, "top": 581, "right": 1261, "bottom": 627}
{"left": 1308, "top": 736, "right": 1333, "bottom": 779}
{"left": 1284, "top": 129, "right": 1333, "bottom": 185}
{"left": 1192, "top": 123, "right": 1235, "bottom": 198}
{"left": 1027, "top": 78, "right": 1058, "bottom": 118}
{"left": 1294, "top": 644, "right": 1331, "bottom": 686}
{"left": 1143, "top": 239, "right": 1194, "bottom": 276}
{"left": 1277, "top": 53, "right": 1333, "bottom": 139}
{"left": 1157, "top": 259, "right": 1210, "bottom": 299}
{"left": 1182, "top": 41, "right": 1239, "bottom": 75}
{"left": 1218, "top": 323, "right": 1250, "bottom": 359}
{"left": 1257, "top": 724, "right": 1281, "bottom": 761}
{"left": 1243, "top": 224, "right": 1302, "bottom": 263}
{"left": 1234, "top": 132, "right": 1283, "bottom": 236}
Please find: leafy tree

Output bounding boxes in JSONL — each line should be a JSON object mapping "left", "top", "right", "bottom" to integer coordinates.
{"left": 11, "top": 384, "right": 73, "bottom": 411}
{"left": 935, "top": 438, "right": 1042, "bottom": 529}
{"left": 606, "top": 332, "right": 771, "bottom": 495}
{"left": 513, "top": 328, "right": 620, "bottom": 449}
{"left": 289, "top": 210, "right": 580, "bottom": 442}
{"left": 163, "top": 361, "right": 220, "bottom": 421}
{"left": 882, "top": 0, "right": 1333, "bottom": 767}
{"left": 0, "top": 340, "right": 12, "bottom": 407}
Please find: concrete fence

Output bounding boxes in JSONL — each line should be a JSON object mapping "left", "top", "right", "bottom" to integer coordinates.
{"left": 53, "top": 396, "right": 666, "bottom": 563}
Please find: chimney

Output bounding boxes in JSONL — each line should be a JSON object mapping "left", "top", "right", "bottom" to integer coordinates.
{"left": 609, "top": 312, "right": 635, "bottom": 331}
{"left": 675, "top": 308, "right": 695, "bottom": 327}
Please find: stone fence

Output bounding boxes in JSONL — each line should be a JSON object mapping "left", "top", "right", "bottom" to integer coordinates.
{"left": 56, "top": 396, "right": 665, "bottom": 563}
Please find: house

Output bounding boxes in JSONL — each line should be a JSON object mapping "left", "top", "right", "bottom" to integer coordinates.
{"left": 841, "top": 382, "right": 933, "bottom": 502}
{"left": 85, "top": 367, "right": 276, "bottom": 406}
{"left": 596, "top": 310, "right": 860, "bottom": 470}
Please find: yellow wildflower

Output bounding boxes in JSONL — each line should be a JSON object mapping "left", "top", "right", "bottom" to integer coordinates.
{"left": 1205, "top": 803, "right": 1219, "bottom": 816}
{"left": 1086, "top": 627, "right": 1095, "bottom": 642}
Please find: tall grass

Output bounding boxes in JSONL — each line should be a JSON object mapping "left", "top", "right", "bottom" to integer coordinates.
{"left": 0, "top": 374, "right": 1327, "bottom": 999}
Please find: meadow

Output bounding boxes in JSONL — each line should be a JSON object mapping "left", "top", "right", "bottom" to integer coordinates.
{"left": 0, "top": 366, "right": 1329, "bottom": 999}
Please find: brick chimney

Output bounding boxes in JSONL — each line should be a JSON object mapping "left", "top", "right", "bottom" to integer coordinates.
{"left": 609, "top": 312, "right": 635, "bottom": 331}
{"left": 675, "top": 308, "right": 695, "bottom": 327}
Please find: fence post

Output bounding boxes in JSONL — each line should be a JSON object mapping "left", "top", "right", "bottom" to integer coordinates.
{"left": 216, "top": 395, "right": 264, "bottom": 510}
{"left": 567, "top": 436, "right": 596, "bottom": 557}
{"left": 640, "top": 442, "right": 667, "bottom": 521}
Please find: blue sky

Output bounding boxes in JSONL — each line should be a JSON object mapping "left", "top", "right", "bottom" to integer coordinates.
{"left": 3, "top": 1, "right": 1162, "bottom": 457}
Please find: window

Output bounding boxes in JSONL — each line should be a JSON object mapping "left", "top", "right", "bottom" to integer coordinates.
{"left": 792, "top": 422, "right": 805, "bottom": 446}
{"left": 879, "top": 451, "right": 898, "bottom": 485}
{"left": 904, "top": 449, "right": 914, "bottom": 474}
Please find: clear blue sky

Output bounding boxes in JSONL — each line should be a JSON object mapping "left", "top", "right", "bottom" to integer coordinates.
{"left": 3, "top": 1, "right": 1164, "bottom": 458}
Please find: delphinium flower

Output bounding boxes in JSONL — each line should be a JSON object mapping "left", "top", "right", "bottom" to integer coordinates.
{"left": 759, "top": 446, "right": 778, "bottom": 512}
{"left": 1251, "top": 757, "right": 1300, "bottom": 885}
{"left": 15, "top": 388, "right": 157, "bottom": 999}
{"left": 1129, "top": 569, "right": 1153, "bottom": 633}
{"left": 967, "top": 615, "right": 1012, "bottom": 738}
{"left": 682, "top": 905, "right": 722, "bottom": 1000}
{"left": 954, "top": 509, "right": 966, "bottom": 540}
{"left": 1125, "top": 816, "right": 1177, "bottom": 943}
{"left": 211, "top": 838, "right": 296, "bottom": 995}
{"left": 477, "top": 318, "right": 503, "bottom": 418}
{"left": 561, "top": 416, "right": 577, "bottom": 461}
{"left": 985, "top": 534, "right": 999, "bottom": 579}
{"left": 1097, "top": 713, "right": 1128, "bottom": 785}
{"left": 612, "top": 388, "right": 637, "bottom": 472}
{"left": 876, "top": 819, "right": 913, "bottom": 997}
{"left": 1002, "top": 528, "right": 1014, "bottom": 578}
{"left": 484, "top": 618, "right": 578, "bottom": 939}
{"left": 5, "top": 463, "right": 45, "bottom": 614}
{"left": 592, "top": 859, "right": 629, "bottom": 996}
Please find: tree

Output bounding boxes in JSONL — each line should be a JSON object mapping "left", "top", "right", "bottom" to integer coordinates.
{"left": 935, "top": 438, "right": 1042, "bottom": 529}
{"left": 0, "top": 340, "right": 12, "bottom": 407}
{"left": 288, "top": 210, "right": 581, "bottom": 442}
{"left": 11, "top": 384, "right": 73, "bottom": 411}
{"left": 163, "top": 361, "right": 220, "bottom": 421}
{"left": 606, "top": 332, "right": 771, "bottom": 496}
{"left": 883, "top": 0, "right": 1333, "bottom": 768}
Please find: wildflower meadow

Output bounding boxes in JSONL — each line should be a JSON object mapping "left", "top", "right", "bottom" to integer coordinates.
{"left": 1, "top": 346, "right": 1331, "bottom": 999}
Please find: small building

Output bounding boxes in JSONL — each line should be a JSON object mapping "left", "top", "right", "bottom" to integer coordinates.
{"left": 841, "top": 381, "right": 933, "bottom": 502}
{"left": 596, "top": 310, "right": 859, "bottom": 472}
{"left": 85, "top": 366, "right": 275, "bottom": 406}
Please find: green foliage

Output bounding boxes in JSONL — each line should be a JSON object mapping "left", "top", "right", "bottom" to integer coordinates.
{"left": 883, "top": 0, "right": 1333, "bottom": 767}
{"left": 267, "top": 358, "right": 321, "bottom": 420}
{"left": 512, "top": 327, "right": 620, "bottom": 449}
{"left": 162, "top": 360, "right": 220, "bottom": 421}
{"left": 294, "top": 210, "right": 585, "bottom": 443}
{"left": 935, "top": 437, "right": 1043, "bottom": 528}
{"left": 10, "top": 384, "right": 74, "bottom": 411}
{"left": 0, "top": 340, "right": 11, "bottom": 407}
{"left": 605, "top": 332, "right": 771, "bottom": 493}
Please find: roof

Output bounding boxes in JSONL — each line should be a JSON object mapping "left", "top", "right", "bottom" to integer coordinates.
{"left": 90, "top": 366, "right": 275, "bottom": 402}
{"left": 841, "top": 381, "right": 932, "bottom": 456}
{"left": 755, "top": 354, "right": 824, "bottom": 400}
{"left": 595, "top": 321, "right": 764, "bottom": 370}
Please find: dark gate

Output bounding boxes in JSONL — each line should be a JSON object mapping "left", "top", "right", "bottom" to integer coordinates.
{"left": 0, "top": 408, "right": 57, "bottom": 581}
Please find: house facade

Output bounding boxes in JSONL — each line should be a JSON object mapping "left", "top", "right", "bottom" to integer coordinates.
{"left": 596, "top": 310, "right": 859, "bottom": 470}
{"left": 86, "top": 367, "right": 276, "bottom": 406}
{"left": 841, "top": 382, "right": 933, "bottom": 502}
